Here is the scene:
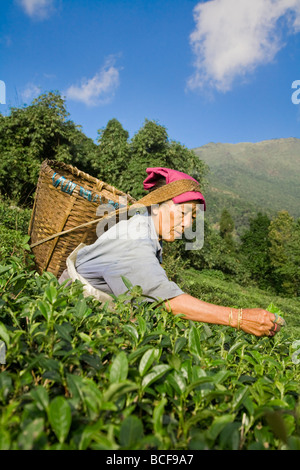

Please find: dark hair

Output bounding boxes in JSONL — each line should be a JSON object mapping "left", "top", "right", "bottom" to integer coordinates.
{"left": 148, "top": 177, "right": 166, "bottom": 192}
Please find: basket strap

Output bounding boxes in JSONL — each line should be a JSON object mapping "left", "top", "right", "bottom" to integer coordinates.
{"left": 30, "top": 179, "right": 201, "bottom": 249}
{"left": 131, "top": 179, "right": 200, "bottom": 207}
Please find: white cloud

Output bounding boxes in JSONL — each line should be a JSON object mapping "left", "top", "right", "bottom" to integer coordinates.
{"left": 65, "top": 57, "right": 121, "bottom": 107}
{"left": 21, "top": 83, "right": 42, "bottom": 103}
{"left": 187, "top": 0, "right": 300, "bottom": 93}
{"left": 18, "top": 0, "right": 55, "bottom": 20}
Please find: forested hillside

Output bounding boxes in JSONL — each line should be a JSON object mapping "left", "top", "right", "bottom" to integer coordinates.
{"left": 193, "top": 138, "right": 300, "bottom": 234}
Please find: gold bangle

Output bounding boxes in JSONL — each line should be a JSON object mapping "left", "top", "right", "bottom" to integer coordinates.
{"left": 229, "top": 308, "right": 233, "bottom": 327}
{"left": 237, "top": 308, "right": 243, "bottom": 330}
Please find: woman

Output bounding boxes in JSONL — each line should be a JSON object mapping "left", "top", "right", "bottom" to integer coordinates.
{"left": 60, "top": 167, "right": 285, "bottom": 338}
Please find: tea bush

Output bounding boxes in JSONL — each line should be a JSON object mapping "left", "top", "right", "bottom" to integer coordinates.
{"left": 0, "top": 197, "right": 32, "bottom": 233}
{"left": 0, "top": 197, "right": 32, "bottom": 264}
{"left": 0, "top": 252, "right": 300, "bottom": 450}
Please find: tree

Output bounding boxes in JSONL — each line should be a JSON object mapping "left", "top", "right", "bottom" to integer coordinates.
{"left": 268, "top": 211, "right": 300, "bottom": 296}
{"left": 219, "top": 208, "right": 235, "bottom": 253}
{"left": 240, "top": 212, "right": 273, "bottom": 289}
{"left": 121, "top": 119, "right": 170, "bottom": 199}
{"left": 122, "top": 119, "right": 208, "bottom": 200}
{"left": 0, "top": 91, "right": 97, "bottom": 205}
{"left": 93, "top": 118, "right": 130, "bottom": 189}
{"left": 220, "top": 208, "right": 234, "bottom": 238}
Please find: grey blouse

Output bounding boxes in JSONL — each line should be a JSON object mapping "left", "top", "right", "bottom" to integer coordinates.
{"left": 75, "top": 211, "right": 184, "bottom": 302}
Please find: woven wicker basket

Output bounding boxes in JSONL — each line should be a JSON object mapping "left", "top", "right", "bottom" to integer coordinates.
{"left": 29, "top": 160, "right": 202, "bottom": 279}
{"left": 28, "top": 160, "right": 136, "bottom": 278}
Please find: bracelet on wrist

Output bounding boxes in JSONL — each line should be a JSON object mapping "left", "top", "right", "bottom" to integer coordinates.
{"left": 237, "top": 308, "right": 243, "bottom": 330}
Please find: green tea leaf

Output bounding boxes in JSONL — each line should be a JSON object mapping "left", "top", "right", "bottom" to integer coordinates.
{"left": 207, "top": 414, "right": 235, "bottom": 441}
{"left": 188, "top": 325, "right": 201, "bottom": 357}
{"left": 55, "top": 323, "right": 73, "bottom": 343}
{"left": 219, "top": 422, "right": 240, "bottom": 450}
{"left": 48, "top": 396, "right": 72, "bottom": 444}
{"left": 123, "top": 324, "right": 139, "bottom": 344}
{"left": 74, "top": 299, "right": 88, "bottom": 318}
{"left": 37, "top": 300, "right": 51, "bottom": 321}
{"left": 0, "top": 322, "right": 10, "bottom": 346}
{"left": 17, "top": 418, "right": 45, "bottom": 450}
{"left": 103, "top": 382, "right": 138, "bottom": 402}
{"left": 213, "top": 370, "right": 234, "bottom": 384}
{"left": 137, "top": 316, "right": 147, "bottom": 336}
{"left": 267, "top": 303, "right": 284, "bottom": 316}
{"left": 0, "top": 265, "right": 13, "bottom": 275}
{"left": 109, "top": 351, "right": 128, "bottom": 383}
{"left": 81, "top": 381, "right": 103, "bottom": 418}
{"left": 249, "top": 350, "right": 263, "bottom": 364}
{"left": 76, "top": 420, "right": 104, "bottom": 450}
{"left": 228, "top": 340, "right": 246, "bottom": 355}
{"left": 232, "top": 386, "right": 249, "bottom": 411}
{"left": 66, "top": 374, "right": 85, "bottom": 407}
{"left": 45, "top": 285, "right": 58, "bottom": 304}
{"left": 30, "top": 386, "right": 49, "bottom": 411}
{"left": 128, "top": 345, "right": 153, "bottom": 364}
{"left": 121, "top": 276, "right": 133, "bottom": 290}
{"left": 153, "top": 397, "right": 167, "bottom": 435}
{"left": 0, "top": 372, "right": 12, "bottom": 402}
{"left": 119, "top": 415, "right": 143, "bottom": 448}
{"left": 139, "top": 348, "right": 157, "bottom": 377}
{"left": 185, "top": 376, "right": 215, "bottom": 396}
{"left": 174, "top": 336, "right": 187, "bottom": 354}
{"left": 141, "top": 364, "right": 171, "bottom": 390}
{"left": 167, "top": 371, "right": 186, "bottom": 395}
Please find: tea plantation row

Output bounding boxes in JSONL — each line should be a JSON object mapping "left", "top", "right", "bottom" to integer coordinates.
{"left": 0, "top": 253, "right": 300, "bottom": 450}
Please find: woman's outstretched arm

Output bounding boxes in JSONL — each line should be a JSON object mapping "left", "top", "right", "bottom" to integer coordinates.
{"left": 164, "top": 294, "right": 280, "bottom": 337}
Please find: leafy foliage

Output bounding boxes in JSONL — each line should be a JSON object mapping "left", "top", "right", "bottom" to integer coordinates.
{"left": 0, "top": 197, "right": 33, "bottom": 264}
{"left": 95, "top": 118, "right": 208, "bottom": 201}
{"left": 0, "top": 94, "right": 207, "bottom": 209}
{"left": 92, "top": 118, "right": 130, "bottom": 189}
{"left": 0, "top": 92, "right": 97, "bottom": 205}
{"left": 0, "top": 255, "right": 299, "bottom": 450}
{"left": 220, "top": 208, "right": 234, "bottom": 240}
{"left": 268, "top": 211, "right": 300, "bottom": 296}
{"left": 240, "top": 213, "right": 273, "bottom": 289}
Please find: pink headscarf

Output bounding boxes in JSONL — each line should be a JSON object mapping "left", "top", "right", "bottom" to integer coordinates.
{"left": 143, "top": 167, "right": 206, "bottom": 210}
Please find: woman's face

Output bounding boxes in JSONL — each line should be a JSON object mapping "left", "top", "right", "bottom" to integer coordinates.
{"left": 153, "top": 200, "right": 196, "bottom": 242}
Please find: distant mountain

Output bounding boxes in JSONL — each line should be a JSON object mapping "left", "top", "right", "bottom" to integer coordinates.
{"left": 193, "top": 137, "right": 300, "bottom": 234}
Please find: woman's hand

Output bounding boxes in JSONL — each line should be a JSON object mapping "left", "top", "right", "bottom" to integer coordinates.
{"left": 239, "top": 308, "right": 285, "bottom": 337}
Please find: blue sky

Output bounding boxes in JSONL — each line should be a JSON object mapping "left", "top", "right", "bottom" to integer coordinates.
{"left": 1, "top": 0, "right": 300, "bottom": 149}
